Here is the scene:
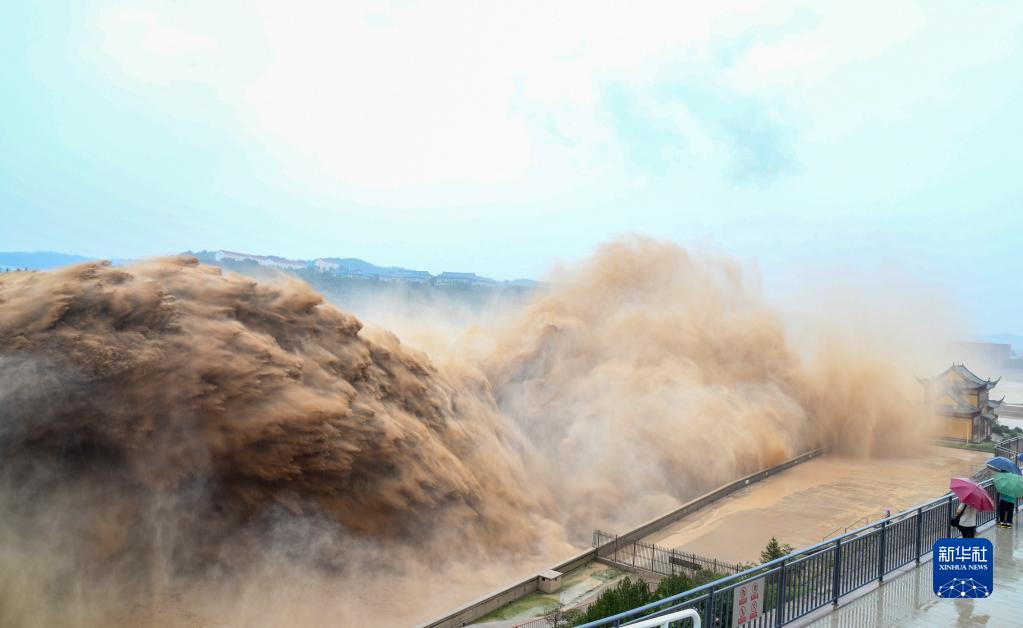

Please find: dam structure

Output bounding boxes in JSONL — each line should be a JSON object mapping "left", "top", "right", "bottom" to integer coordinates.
{"left": 563, "top": 436, "right": 1023, "bottom": 628}
{"left": 427, "top": 445, "right": 989, "bottom": 627}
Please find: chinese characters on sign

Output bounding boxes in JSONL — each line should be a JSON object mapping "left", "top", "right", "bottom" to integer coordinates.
{"left": 933, "top": 538, "right": 993, "bottom": 599}
{"left": 731, "top": 576, "right": 765, "bottom": 627}
{"left": 937, "top": 545, "right": 988, "bottom": 563}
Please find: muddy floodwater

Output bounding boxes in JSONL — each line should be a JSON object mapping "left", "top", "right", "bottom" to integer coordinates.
{"left": 642, "top": 447, "right": 989, "bottom": 563}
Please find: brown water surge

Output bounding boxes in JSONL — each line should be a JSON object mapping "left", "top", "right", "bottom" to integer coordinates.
{"left": 0, "top": 257, "right": 553, "bottom": 626}
{"left": 0, "top": 240, "right": 939, "bottom": 626}
{"left": 480, "top": 239, "right": 933, "bottom": 533}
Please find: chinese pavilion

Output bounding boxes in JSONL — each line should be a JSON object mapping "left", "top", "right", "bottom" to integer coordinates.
{"left": 921, "top": 364, "right": 1003, "bottom": 443}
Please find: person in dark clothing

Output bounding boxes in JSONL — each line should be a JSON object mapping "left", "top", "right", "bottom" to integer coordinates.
{"left": 997, "top": 492, "right": 1015, "bottom": 528}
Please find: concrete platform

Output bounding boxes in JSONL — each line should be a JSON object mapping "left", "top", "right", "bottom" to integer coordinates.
{"left": 472, "top": 562, "right": 632, "bottom": 624}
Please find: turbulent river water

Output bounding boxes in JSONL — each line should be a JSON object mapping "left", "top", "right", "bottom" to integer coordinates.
{"left": 0, "top": 238, "right": 940, "bottom": 626}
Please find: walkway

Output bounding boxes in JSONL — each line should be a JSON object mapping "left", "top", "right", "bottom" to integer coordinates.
{"left": 439, "top": 448, "right": 989, "bottom": 627}
{"left": 802, "top": 523, "right": 1023, "bottom": 627}
{"left": 643, "top": 448, "right": 988, "bottom": 563}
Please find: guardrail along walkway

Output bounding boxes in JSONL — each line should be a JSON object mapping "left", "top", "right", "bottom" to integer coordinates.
{"left": 806, "top": 523, "right": 1023, "bottom": 627}
{"left": 579, "top": 434, "right": 1023, "bottom": 628}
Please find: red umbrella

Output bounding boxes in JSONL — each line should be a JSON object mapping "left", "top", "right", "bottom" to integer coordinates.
{"left": 950, "top": 477, "right": 995, "bottom": 512}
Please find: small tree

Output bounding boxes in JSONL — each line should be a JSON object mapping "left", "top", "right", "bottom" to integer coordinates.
{"left": 652, "top": 572, "right": 693, "bottom": 598}
{"left": 545, "top": 603, "right": 583, "bottom": 628}
{"left": 573, "top": 577, "right": 654, "bottom": 625}
{"left": 760, "top": 537, "right": 793, "bottom": 564}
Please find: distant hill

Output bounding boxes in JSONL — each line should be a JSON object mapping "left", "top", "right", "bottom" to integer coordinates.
{"left": 187, "top": 249, "right": 537, "bottom": 287}
{"left": 314, "top": 257, "right": 432, "bottom": 281}
{"left": 183, "top": 249, "right": 539, "bottom": 320}
{"left": 975, "top": 334, "right": 1023, "bottom": 355}
{"left": 0, "top": 251, "right": 93, "bottom": 270}
{"left": 1, "top": 248, "right": 539, "bottom": 292}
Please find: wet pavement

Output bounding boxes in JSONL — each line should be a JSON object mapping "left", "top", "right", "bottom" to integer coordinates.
{"left": 802, "top": 521, "right": 1023, "bottom": 627}
{"left": 643, "top": 448, "right": 989, "bottom": 564}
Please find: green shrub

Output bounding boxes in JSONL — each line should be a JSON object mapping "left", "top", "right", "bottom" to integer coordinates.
{"left": 573, "top": 577, "right": 654, "bottom": 625}
{"left": 652, "top": 572, "right": 693, "bottom": 598}
{"left": 560, "top": 608, "right": 584, "bottom": 626}
{"left": 574, "top": 569, "right": 731, "bottom": 626}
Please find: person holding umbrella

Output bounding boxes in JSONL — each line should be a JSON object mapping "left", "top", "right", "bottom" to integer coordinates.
{"left": 985, "top": 456, "right": 1022, "bottom": 475}
{"left": 950, "top": 477, "right": 995, "bottom": 538}
{"left": 986, "top": 456, "right": 1023, "bottom": 528}
{"left": 993, "top": 472, "right": 1023, "bottom": 528}
{"left": 953, "top": 502, "right": 979, "bottom": 537}
{"left": 997, "top": 489, "right": 1015, "bottom": 528}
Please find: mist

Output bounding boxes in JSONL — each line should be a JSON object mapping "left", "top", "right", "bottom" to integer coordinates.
{"left": 0, "top": 238, "right": 945, "bottom": 626}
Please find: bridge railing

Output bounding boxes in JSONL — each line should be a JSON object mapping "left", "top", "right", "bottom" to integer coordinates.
{"left": 994, "top": 434, "right": 1023, "bottom": 461}
{"left": 593, "top": 530, "right": 744, "bottom": 577}
{"left": 820, "top": 515, "right": 869, "bottom": 541}
{"left": 579, "top": 479, "right": 999, "bottom": 628}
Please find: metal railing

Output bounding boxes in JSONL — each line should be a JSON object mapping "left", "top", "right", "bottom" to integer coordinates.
{"left": 579, "top": 479, "right": 1001, "bottom": 628}
{"left": 994, "top": 434, "right": 1023, "bottom": 460}
{"left": 594, "top": 530, "right": 744, "bottom": 578}
{"left": 820, "top": 516, "right": 869, "bottom": 541}
{"left": 513, "top": 616, "right": 554, "bottom": 628}
{"left": 628, "top": 609, "right": 700, "bottom": 628}
{"left": 513, "top": 600, "right": 602, "bottom": 628}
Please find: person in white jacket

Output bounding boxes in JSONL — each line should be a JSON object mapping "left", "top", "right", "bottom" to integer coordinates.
{"left": 955, "top": 503, "right": 978, "bottom": 538}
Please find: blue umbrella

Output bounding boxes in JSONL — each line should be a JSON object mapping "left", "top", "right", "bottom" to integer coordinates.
{"left": 985, "top": 456, "right": 1022, "bottom": 475}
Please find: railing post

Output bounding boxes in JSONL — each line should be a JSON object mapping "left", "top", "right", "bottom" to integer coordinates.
{"left": 878, "top": 522, "right": 887, "bottom": 582}
{"left": 915, "top": 507, "right": 923, "bottom": 564}
{"left": 832, "top": 538, "right": 842, "bottom": 606}
{"left": 706, "top": 587, "right": 715, "bottom": 628}
{"left": 947, "top": 495, "right": 954, "bottom": 538}
{"left": 775, "top": 561, "right": 786, "bottom": 627}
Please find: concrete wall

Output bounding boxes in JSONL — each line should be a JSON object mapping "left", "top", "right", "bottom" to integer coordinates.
{"left": 419, "top": 549, "right": 598, "bottom": 628}
{"left": 419, "top": 448, "right": 823, "bottom": 628}
{"left": 604, "top": 448, "right": 823, "bottom": 548}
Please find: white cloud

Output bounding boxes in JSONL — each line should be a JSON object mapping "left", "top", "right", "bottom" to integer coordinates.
{"left": 84, "top": 0, "right": 1023, "bottom": 209}
{"left": 93, "top": 4, "right": 217, "bottom": 83}
{"left": 728, "top": 2, "right": 924, "bottom": 90}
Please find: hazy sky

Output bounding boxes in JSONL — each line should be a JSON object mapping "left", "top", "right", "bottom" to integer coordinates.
{"left": 1, "top": 1, "right": 1021, "bottom": 331}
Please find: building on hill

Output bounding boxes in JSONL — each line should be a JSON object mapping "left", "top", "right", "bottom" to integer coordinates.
{"left": 214, "top": 250, "right": 307, "bottom": 271}
{"left": 314, "top": 257, "right": 432, "bottom": 282}
{"left": 435, "top": 271, "right": 495, "bottom": 285}
{"left": 920, "top": 364, "right": 1003, "bottom": 443}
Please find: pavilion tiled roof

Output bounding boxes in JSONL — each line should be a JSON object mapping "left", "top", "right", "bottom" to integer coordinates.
{"left": 933, "top": 364, "right": 1000, "bottom": 390}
